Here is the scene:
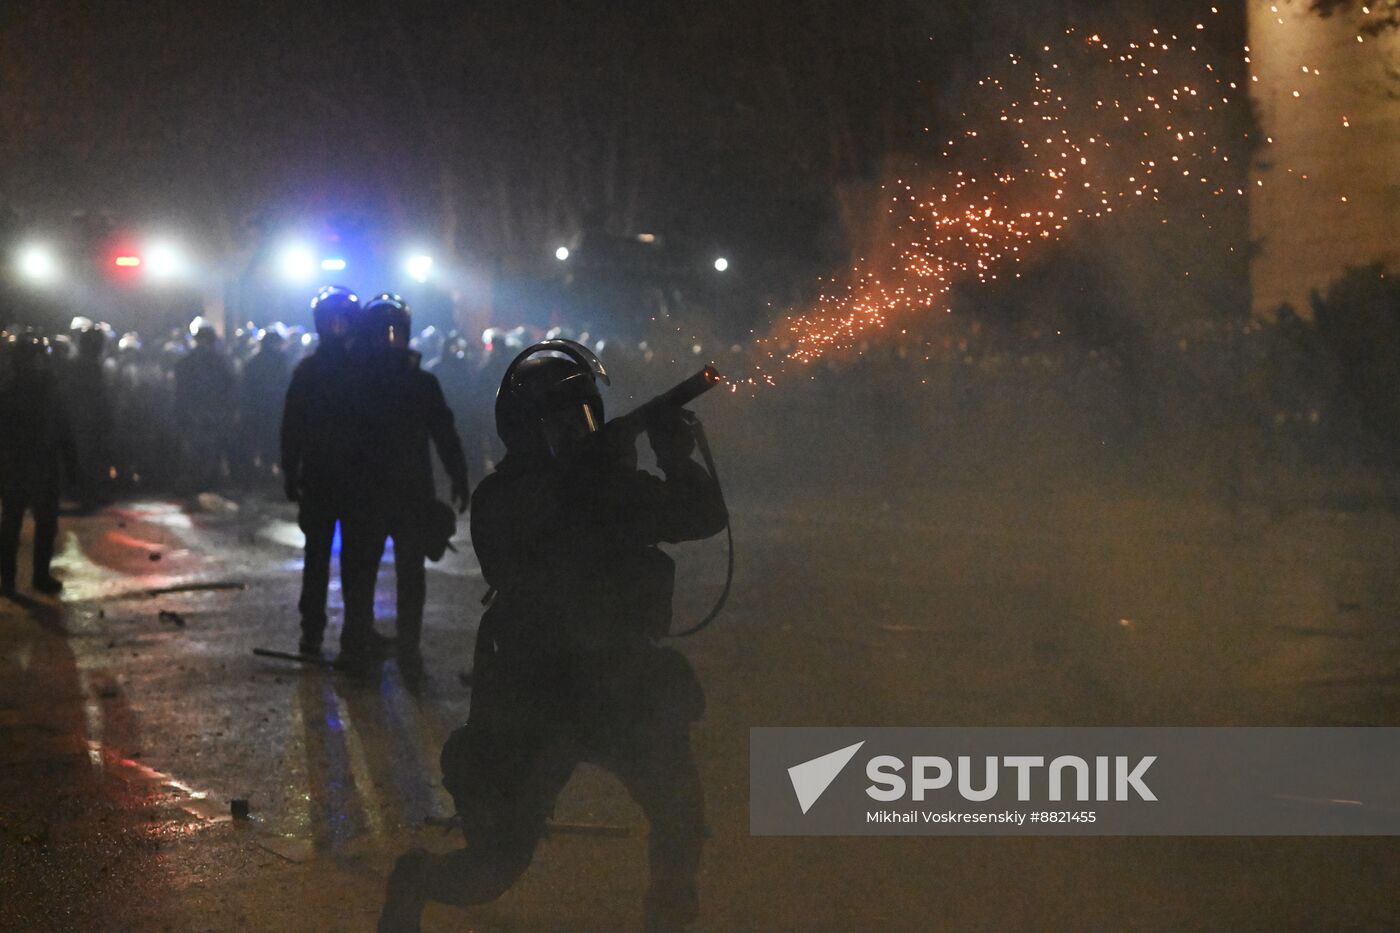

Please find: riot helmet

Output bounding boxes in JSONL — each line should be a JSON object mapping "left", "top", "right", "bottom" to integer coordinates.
{"left": 6, "top": 331, "right": 53, "bottom": 371}
{"left": 362, "top": 293, "right": 412, "bottom": 349}
{"left": 309, "top": 285, "right": 361, "bottom": 343}
{"left": 495, "top": 339, "right": 609, "bottom": 457}
{"left": 75, "top": 320, "right": 110, "bottom": 359}
{"left": 260, "top": 322, "right": 288, "bottom": 352}
{"left": 190, "top": 317, "right": 218, "bottom": 348}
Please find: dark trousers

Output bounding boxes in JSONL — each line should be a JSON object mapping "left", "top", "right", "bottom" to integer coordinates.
{"left": 1, "top": 490, "right": 59, "bottom": 589}
{"left": 430, "top": 723, "right": 705, "bottom": 924}
{"left": 340, "top": 516, "right": 427, "bottom": 649}
{"left": 297, "top": 505, "right": 338, "bottom": 643}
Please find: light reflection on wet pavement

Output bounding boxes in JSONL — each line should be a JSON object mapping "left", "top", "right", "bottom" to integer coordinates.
{"left": 3, "top": 487, "right": 1400, "bottom": 929}
{"left": 0, "top": 494, "right": 490, "bottom": 929}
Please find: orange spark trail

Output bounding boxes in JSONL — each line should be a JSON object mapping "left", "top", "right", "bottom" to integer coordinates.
{"left": 738, "top": 7, "right": 1365, "bottom": 387}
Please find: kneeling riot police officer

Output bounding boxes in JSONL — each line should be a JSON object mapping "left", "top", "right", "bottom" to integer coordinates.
{"left": 339, "top": 294, "right": 469, "bottom": 667}
{"left": 378, "top": 340, "right": 727, "bottom": 932}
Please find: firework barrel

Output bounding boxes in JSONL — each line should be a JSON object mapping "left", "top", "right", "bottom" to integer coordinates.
{"left": 609, "top": 365, "right": 723, "bottom": 436}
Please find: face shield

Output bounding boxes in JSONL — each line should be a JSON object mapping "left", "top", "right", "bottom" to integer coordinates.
{"left": 538, "top": 384, "right": 603, "bottom": 458}
{"left": 386, "top": 319, "right": 410, "bottom": 349}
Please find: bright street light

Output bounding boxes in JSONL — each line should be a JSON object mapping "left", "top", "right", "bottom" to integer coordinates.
{"left": 16, "top": 244, "right": 59, "bottom": 284}
{"left": 145, "top": 243, "right": 183, "bottom": 279}
{"left": 279, "top": 245, "right": 317, "bottom": 282}
{"left": 714, "top": 256, "right": 729, "bottom": 272}
{"left": 555, "top": 246, "right": 570, "bottom": 261}
{"left": 405, "top": 254, "right": 433, "bottom": 283}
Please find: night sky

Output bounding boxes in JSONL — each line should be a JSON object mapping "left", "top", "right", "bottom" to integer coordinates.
{"left": 0, "top": 2, "right": 1235, "bottom": 252}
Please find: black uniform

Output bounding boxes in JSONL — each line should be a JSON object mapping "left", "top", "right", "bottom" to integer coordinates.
{"left": 61, "top": 348, "right": 112, "bottom": 509}
{"left": 0, "top": 367, "right": 77, "bottom": 594}
{"left": 280, "top": 346, "right": 356, "bottom": 649}
{"left": 339, "top": 348, "right": 469, "bottom": 652}
{"left": 173, "top": 342, "right": 236, "bottom": 490}
{"left": 239, "top": 341, "right": 292, "bottom": 477}
{"left": 386, "top": 416, "right": 726, "bottom": 930}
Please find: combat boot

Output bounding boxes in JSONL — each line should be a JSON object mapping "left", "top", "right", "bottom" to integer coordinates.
{"left": 377, "top": 847, "right": 430, "bottom": 932}
{"left": 643, "top": 880, "right": 699, "bottom": 932}
{"left": 32, "top": 575, "right": 63, "bottom": 595}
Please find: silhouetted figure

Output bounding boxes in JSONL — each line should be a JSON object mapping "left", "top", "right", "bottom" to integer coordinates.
{"left": 379, "top": 339, "right": 726, "bottom": 932}
{"left": 173, "top": 320, "right": 235, "bottom": 491}
{"left": 0, "top": 334, "right": 77, "bottom": 597}
{"left": 339, "top": 294, "right": 469, "bottom": 668}
{"left": 281, "top": 287, "right": 363, "bottom": 657}
{"left": 63, "top": 322, "right": 113, "bottom": 511}
{"left": 423, "top": 331, "right": 474, "bottom": 427}
{"left": 425, "top": 332, "right": 489, "bottom": 481}
{"left": 239, "top": 325, "right": 292, "bottom": 481}
{"left": 108, "top": 332, "right": 171, "bottom": 490}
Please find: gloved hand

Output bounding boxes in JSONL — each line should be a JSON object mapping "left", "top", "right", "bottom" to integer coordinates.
{"left": 284, "top": 475, "right": 300, "bottom": 503}
{"left": 647, "top": 407, "right": 697, "bottom": 465}
{"left": 451, "top": 481, "right": 470, "bottom": 514}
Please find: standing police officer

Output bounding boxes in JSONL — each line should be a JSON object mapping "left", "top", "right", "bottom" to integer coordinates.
{"left": 63, "top": 321, "right": 114, "bottom": 512}
{"left": 0, "top": 333, "right": 77, "bottom": 597}
{"left": 338, "top": 294, "right": 469, "bottom": 668}
{"left": 378, "top": 340, "right": 727, "bottom": 932}
{"left": 173, "top": 320, "right": 236, "bottom": 491}
{"left": 281, "top": 286, "right": 373, "bottom": 656}
{"left": 238, "top": 324, "right": 292, "bottom": 482}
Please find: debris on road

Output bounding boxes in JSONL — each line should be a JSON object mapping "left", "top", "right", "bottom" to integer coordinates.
{"left": 195, "top": 493, "right": 240, "bottom": 516}
{"left": 144, "top": 581, "right": 247, "bottom": 597}
{"left": 255, "top": 836, "right": 315, "bottom": 864}
{"left": 252, "top": 647, "right": 334, "bottom": 668}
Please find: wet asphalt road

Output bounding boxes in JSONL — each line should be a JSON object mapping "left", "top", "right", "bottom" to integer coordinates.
{"left": 3, "top": 478, "right": 1400, "bottom": 931}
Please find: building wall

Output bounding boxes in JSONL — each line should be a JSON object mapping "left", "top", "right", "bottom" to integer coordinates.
{"left": 1248, "top": 0, "right": 1400, "bottom": 317}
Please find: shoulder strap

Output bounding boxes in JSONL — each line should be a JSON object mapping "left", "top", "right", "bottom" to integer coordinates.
{"left": 667, "top": 417, "right": 733, "bottom": 639}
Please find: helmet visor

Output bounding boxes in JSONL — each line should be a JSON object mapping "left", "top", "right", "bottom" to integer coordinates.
{"left": 539, "top": 398, "right": 601, "bottom": 458}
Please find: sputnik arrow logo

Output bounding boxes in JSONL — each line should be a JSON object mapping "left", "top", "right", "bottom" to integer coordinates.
{"left": 787, "top": 741, "right": 865, "bottom": 814}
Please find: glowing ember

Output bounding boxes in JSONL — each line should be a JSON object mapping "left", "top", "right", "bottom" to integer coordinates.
{"left": 737, "top": 8, "right": 1369, "bottom": 386}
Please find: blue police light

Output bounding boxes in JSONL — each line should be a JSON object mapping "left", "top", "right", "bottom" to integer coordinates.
{"left": 320, "top": 258, "right": 347, "bottom": 272}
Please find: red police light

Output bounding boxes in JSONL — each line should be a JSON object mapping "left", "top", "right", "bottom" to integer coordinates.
{"left": 114, "top": 255, "right": 141, "bottom": 267}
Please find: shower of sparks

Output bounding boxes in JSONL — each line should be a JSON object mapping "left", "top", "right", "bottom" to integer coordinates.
{"left": 736, "top": 6, "right": 1376, "bottom": 387}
